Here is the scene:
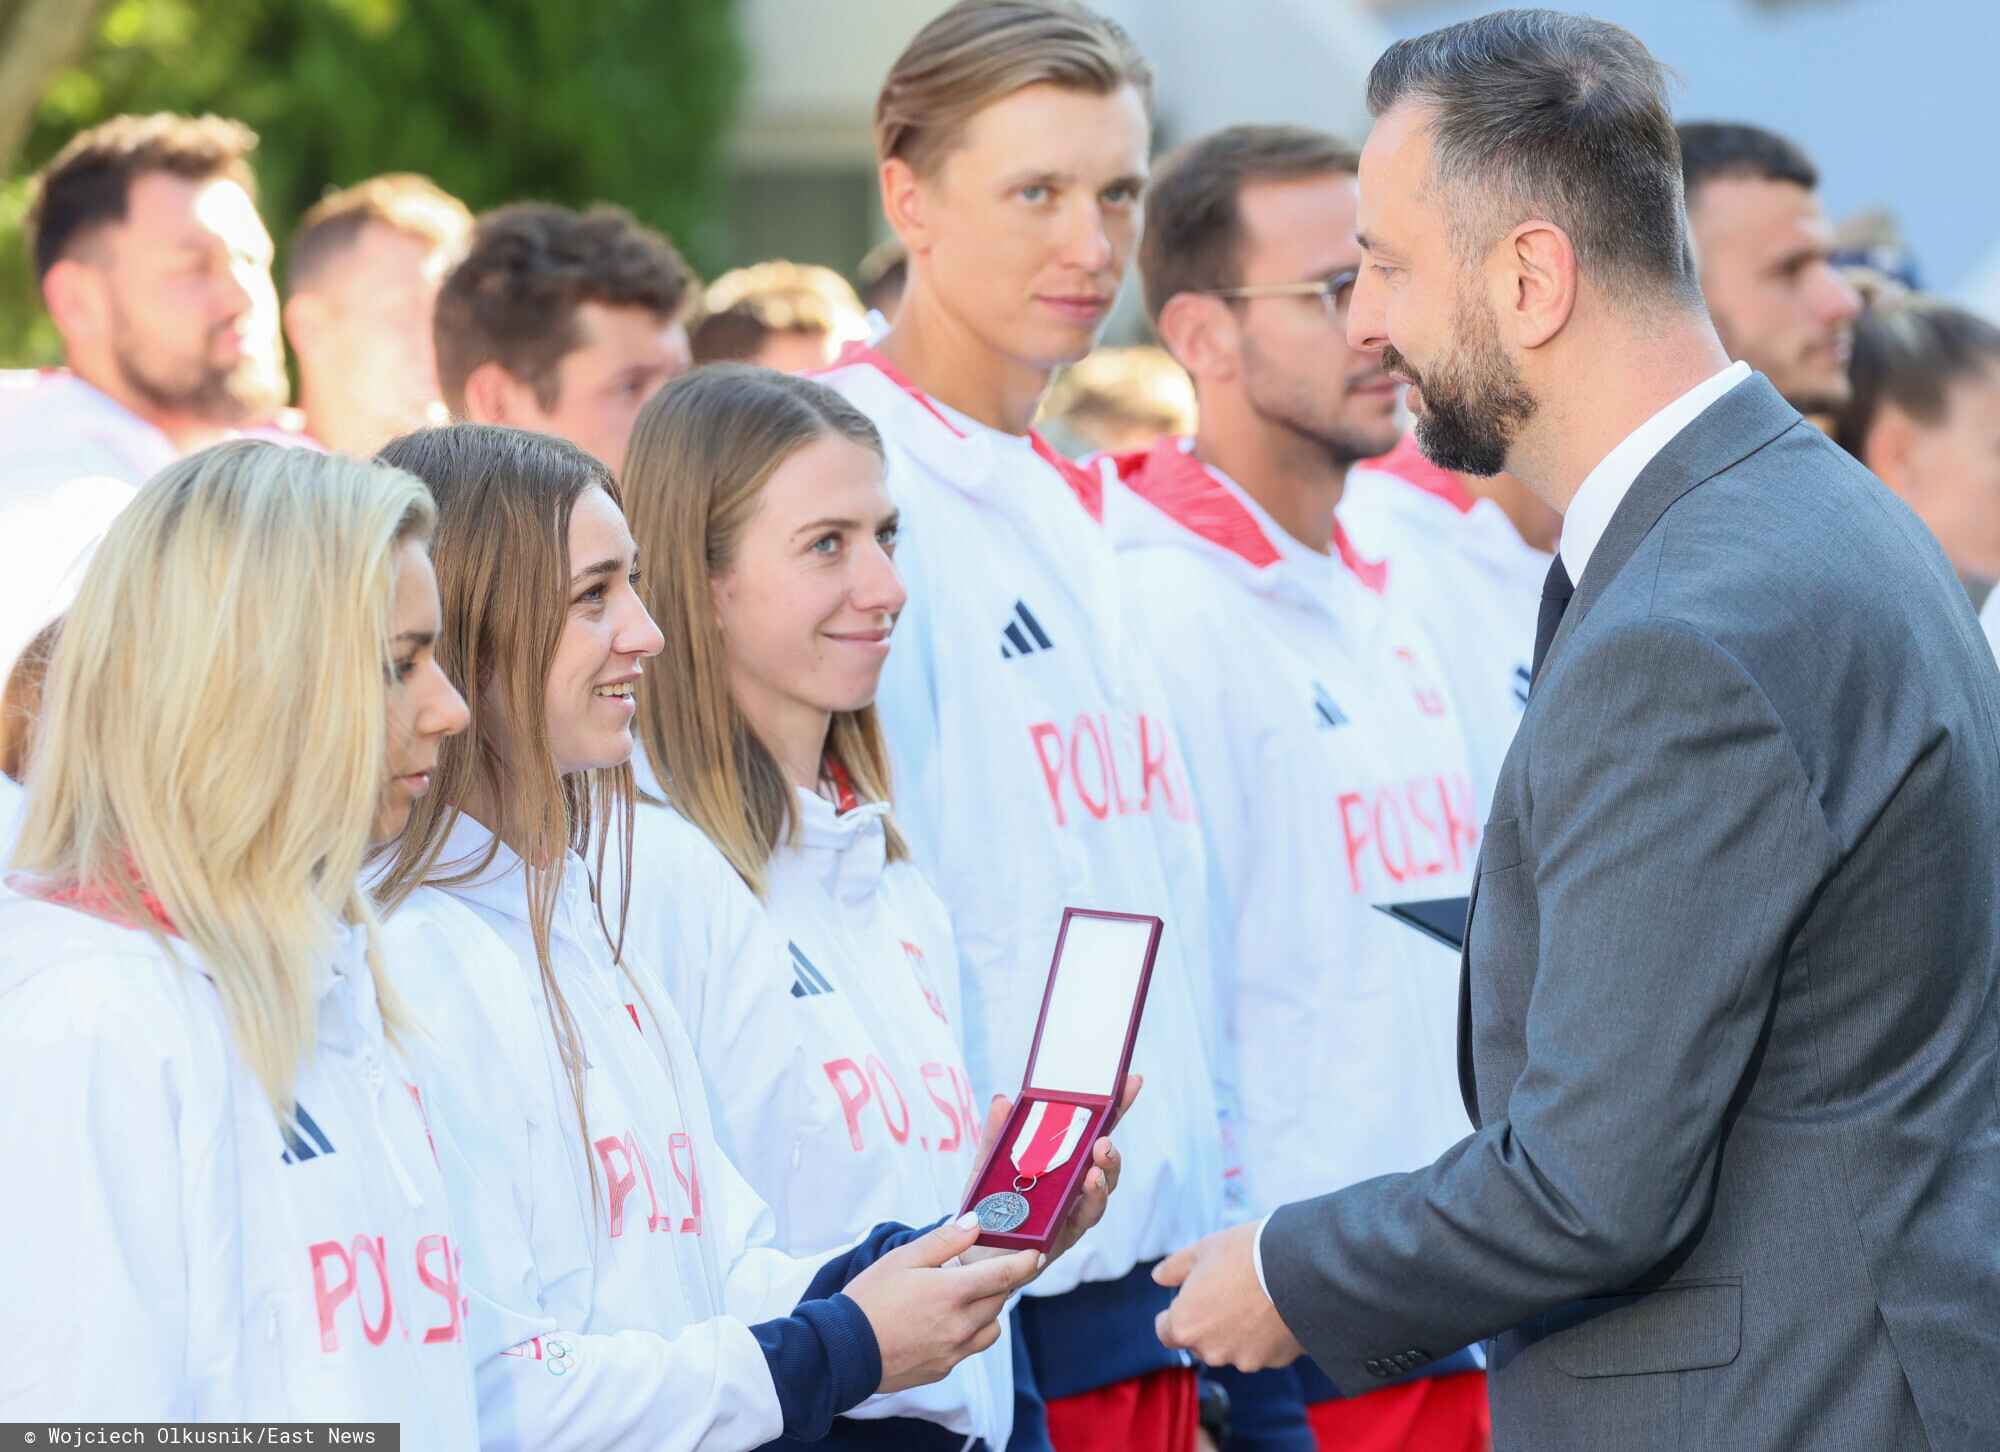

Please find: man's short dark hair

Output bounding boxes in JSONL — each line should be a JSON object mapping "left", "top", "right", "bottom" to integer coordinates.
{"left": 1139, "top": 125, "right": 1360, "bottom": 324}
{"left": 27, "top": 113, "right": 259, "bottom": 284}
{"left": 1366, "top": 8, "right": 1698, "bottom": 304}
{"left": 433, "top": 202, "right": 695, "bottom": 414}
{"left": 1677, "top": 122, "right": 1818, "bottom": 206}
{"left": 1835, "top": 296, "right": 2000, "bottom": 457}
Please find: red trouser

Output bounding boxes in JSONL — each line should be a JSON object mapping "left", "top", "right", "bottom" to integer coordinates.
{"left": 1306, "top": 1370, "right": 1490, "bottom": 1452}
{"left": 1046, "top": 1365, "right": 1200, "bottom": 1452}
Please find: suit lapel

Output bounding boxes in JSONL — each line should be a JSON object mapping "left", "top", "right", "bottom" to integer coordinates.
{"left": 1455, "top": 374, "right": 1801, "bottom": 1118}
{"left": 1544, "top": 373, "right": 1802, "bottom": 671}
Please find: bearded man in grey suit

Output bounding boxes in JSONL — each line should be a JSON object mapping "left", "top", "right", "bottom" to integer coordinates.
{"left": 1152, "top": 10, "right": 2000, "bottom": 1450}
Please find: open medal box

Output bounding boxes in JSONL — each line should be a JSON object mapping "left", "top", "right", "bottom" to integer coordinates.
{"left": 959, "top": 907, "right": 1163, "bottom": 1251}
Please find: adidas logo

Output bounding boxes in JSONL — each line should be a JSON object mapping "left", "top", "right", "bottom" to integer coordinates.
{"left": 1512, "top": 663, "right": 1532, "bottom": 707}
{"left": 788, "top": 941, "right": 835, "bottom": 998}
{"left": 1000, "top": 600, "right": 1054, "bottom": 660}
{"left": 280, "top": 1102, "right": 336, "bottom": 1164}
{"left": 1312, "top": 680, "right": 1349, "bottom": 728}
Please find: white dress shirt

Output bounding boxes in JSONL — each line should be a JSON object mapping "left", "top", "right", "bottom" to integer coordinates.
{"left": 1555, "top": 361, "right": 1750, "bottom": 585}
{"left": 1248, "top": 358, "right": 1752, "bottom": 1305}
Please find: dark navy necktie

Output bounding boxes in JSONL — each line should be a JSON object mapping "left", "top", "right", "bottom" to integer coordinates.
{"left": 1531, "top": 554, "right": 1575, "bottom": 686}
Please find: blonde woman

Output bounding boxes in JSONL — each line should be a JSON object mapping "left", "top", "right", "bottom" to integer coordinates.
{"left": 370, "top": 423, "right": 1124, "bottom": 1452}
{"left": 619, "top": 366, "right": 1063, "bottom": 1452}
{"left": 817, "top": 4, "right": 1225, "bottom": 1445}
{"left": 0, "top": 441, "right": 475, "bottom": 1432}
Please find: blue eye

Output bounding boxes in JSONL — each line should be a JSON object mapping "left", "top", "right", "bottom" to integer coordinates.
{"left": 1020, "top": 184, "right": 1051, "bottom": 204}
{"left": 876, "top": 524, "right": 900, "bottom": 551}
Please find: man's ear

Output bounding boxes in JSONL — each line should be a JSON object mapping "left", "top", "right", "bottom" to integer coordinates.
{"left": 1502, "top": 220, "right": 1578, "bottom": 351}
{"left": 460, "top": 360, "right": 530, "bottom": 426}
{"left": 41, "top": 258, "right": 106, "bottom": 348}
{"left": 880, "top": 156, "right": 931, "bottom": 257}
{"left": 1862, "top": 404, "right": 1918, "bottom": 495}
{"left": 1157, "top": 292, "right": 1236, "bottom": 387}
{"left": 281, "top": 292, "right": 327, "bottom": 358}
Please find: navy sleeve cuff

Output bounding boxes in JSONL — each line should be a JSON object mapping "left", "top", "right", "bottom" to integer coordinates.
{"left": 751, "top": 1292, "right": 884, "bottom": 1440}
{"left": 799, "top": 1217, "right": 939, "bottom": 1304}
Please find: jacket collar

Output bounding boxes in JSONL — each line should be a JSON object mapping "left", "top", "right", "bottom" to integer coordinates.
{"left": 1543, "top": 371, "right": 1800, "bottom": 672}
{"left": 786, "top": 785, "right": 891, "bottom": 908}
{"left": 1358, "top": 433, "right": 1479, "bottom": 515}
{"left": 1109, "top": 435, "right": 1388, "bottom": 594}
{"left": 820, "top": 342, "right": 1104, "bottom": 521}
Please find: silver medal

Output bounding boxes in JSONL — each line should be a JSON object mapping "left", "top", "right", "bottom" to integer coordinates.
{"left": 972, "top": 1189, "right": 1031, "bottom": 1233}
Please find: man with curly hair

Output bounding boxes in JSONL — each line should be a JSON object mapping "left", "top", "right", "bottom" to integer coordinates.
{"left": 433, "top": 202, "right": 695, "bottom": 473}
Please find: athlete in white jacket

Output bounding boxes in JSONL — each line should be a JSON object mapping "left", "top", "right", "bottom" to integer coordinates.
{"left": 615, "top": 364, "right": 1021, "bottom": 1448}
{"left": 1, "top": 906, "right": 480, "bottom": 1438}
{"left": 373, "top": 421, "right": 1122, "bottom": 1452}
{"left": 0, "top": 440, "right": 478, "bottom": 1436}
{"left": 1136, "top": 128, "right": 1490, "bottom": 1451}
{"left": 1339, "top": 435, "right": 1555, "bottom": 816}
{"left": 819, "top": 15, "right": 1226, "bottom": 1438}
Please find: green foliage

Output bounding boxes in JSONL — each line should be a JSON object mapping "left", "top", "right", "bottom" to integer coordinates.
{"left": 1, "top": 0, "right": 745, "bottom": 365}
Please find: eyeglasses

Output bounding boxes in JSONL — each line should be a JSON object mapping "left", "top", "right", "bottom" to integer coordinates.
{"left": 1200, "top": 269, "right": 1359, "bottom": 321}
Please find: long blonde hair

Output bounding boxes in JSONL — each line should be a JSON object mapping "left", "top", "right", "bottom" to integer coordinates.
{"left": 9, "top": 440, "right": 434, "bottom": 1113}
{"left": 370, "top": 424, "right": 638, "bottom": 1198}
{"left": 621, "top": 364, "right": 907, "bottom": 897}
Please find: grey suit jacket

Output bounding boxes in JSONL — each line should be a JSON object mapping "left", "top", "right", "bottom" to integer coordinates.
{"left": 1261, "top": 375, "right": 2000, "bottom": 1450}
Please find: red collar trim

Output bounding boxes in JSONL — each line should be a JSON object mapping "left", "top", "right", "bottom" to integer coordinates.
{"left": 29, "top": 872, "right": 180, "bottom": 937}
{"left": 1119, "top": 437, "right": 1386, "bottom": 593}
{"left": 822, "top": 342, "right": 965, "bottom": 439}
{"left": 1118, "top": 438, "right": 1281, "bottom": 568}
{"left": 1331, "top": 517, "right": 1389, "bottom": 595}
{"left": 818, "top": 343, "right": 1102, "bottom": 522}
{"left": 1030, "top": 431, "right": 1103, "bottom": 522}
{"left": 821, "top": 755, "right": 860, "bottom": 816}
{"left": 1360, "top": 434, "right": 1478, "bottom": 515}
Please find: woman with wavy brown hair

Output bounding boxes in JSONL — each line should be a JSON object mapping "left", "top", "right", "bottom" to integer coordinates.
{"left": 371, "top": 421, "right": 1122, "bottom": 1452}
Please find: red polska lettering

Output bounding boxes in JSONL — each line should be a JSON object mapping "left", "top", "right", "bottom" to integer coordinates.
{"left": 310, "top": 1229, "right": 461, "bottom": 1353}
{"left": 830, "top": 1055, "right": 982, "bottom": 1157}
{"left": 1027, "top": 710, "right": 1196, "bottom": 830}
{"left": 592, "top": 1124, "right": 704, "bottom": 1238}
{"left": 1337, "top": 773, "right": 1483, "bottom": 897}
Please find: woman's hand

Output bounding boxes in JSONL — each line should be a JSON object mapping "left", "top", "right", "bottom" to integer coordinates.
{"left": 841, "top": 1215, "right": 1043, "bottom": 1392}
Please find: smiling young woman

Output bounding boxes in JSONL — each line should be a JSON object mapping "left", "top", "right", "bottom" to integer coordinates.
{"left": 0, "top": 441, "right": 477, "bottom": 1436}
{"left": 367, "top": 422, "right": 1121, "bottom": 1452}
{"left": 618, "top": 364, "right": 1023, "bottom": 1450}
{"left": 815, "top": 6, "right": 1227, "bottom": 1447}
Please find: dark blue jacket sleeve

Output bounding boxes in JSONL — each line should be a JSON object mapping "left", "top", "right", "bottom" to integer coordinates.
{"left": 746, "top": 1219, "right": 940, "bottom": 1440}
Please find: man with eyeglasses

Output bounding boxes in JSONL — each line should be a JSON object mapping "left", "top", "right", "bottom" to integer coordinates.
{"left": 1104, "top": 124, "right": 1490, "bottom": 1452}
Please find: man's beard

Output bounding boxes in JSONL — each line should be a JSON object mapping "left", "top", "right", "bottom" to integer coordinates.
{"left": 109, "top": 310, "right": 275, "bottom": 426}
{"left": 1384, "top": 289, "right": 1537, "bottom": 477}
{"left": 1242, "top": 337, "right": 1397, "bottom": 472}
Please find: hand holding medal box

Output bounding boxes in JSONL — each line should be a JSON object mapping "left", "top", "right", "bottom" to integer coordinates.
{"left": 960, "top": 908, "right": 1162, "bottom": 1250}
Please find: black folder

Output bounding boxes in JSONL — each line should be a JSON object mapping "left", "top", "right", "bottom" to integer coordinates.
{"left": 1373, "top": 896, "right": 1470, "bottom": 952}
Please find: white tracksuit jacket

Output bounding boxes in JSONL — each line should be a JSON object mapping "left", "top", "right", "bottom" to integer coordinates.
{"left": 626, "top": 781, "right": 1011, "bottom": 1447}
{"left": 1106, "top": 437, "right": 1482, "bottom": 1215}
{"left": 815, "top": 347, "right": 1227, "bottom": 1327}
{"left": 1339, "top": 435, "right": 1551, "bottom": 818}
{"left": 0, "top": 892, "right": 479, "bottom": 1442}
{"left": 382, "top": 815, "right": 895, "bottom": 1452}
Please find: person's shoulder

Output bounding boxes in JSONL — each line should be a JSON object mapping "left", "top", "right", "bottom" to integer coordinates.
{"left": 631, "top": 803, "right": 762, "bottom": 907}
{"left": 0, "top": 897, "right": 218, "bottom": 1071}
{"left": 1659, "top": 422, "right": 1952, "bottom": 625}
{"left": 380, "top": 887, "right": 532, "bottom": 1044}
